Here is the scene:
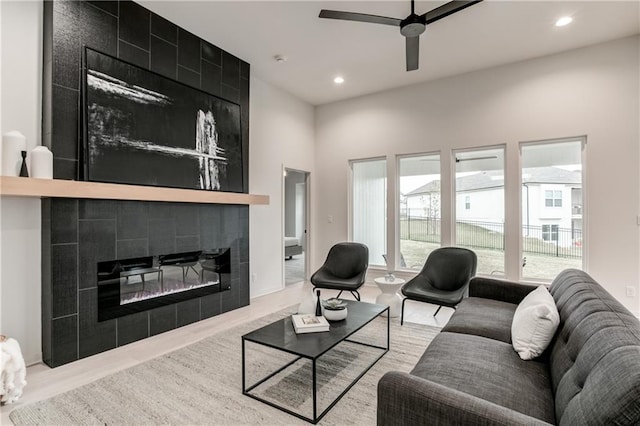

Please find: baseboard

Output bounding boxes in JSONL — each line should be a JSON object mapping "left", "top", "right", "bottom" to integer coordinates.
{"left": 25, "top": 352, "right": 43, "bottom": 367}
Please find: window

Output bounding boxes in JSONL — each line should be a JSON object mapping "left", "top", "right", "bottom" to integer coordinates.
{"left": 542, "top": 224, "right": 559, "bottom": 241}
{"left": 351, "top": 158, "right": 387, "bottom": 266}
{"left": 455, "top": 147, "right": 505, "bottom": 276}
{"left": 545, "top": 190, "right": 562, "bottom": 207}
{"left": 521, "top": 139, "right": 583, "bottom": 280}
{"left": 398, "top": 154, "right": 441, "bottom": 270}
{"left": 348, "top": 138, "right": 584, "bottom": 281}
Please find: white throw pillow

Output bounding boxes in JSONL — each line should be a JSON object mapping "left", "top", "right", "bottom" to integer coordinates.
{"left": 511, "top": 285, "right": 560, "bottom": 360}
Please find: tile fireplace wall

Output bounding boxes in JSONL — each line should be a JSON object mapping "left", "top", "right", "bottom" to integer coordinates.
{"left": 42, "top": 0, "right": 251, "bottom": 367}
{"left": 42, "top": 199, "right": 248, "bottom": 366}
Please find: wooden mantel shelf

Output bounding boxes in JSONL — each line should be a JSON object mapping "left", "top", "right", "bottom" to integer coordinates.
{"left": 0, "top": 177, "right": 269, "bottom": 205}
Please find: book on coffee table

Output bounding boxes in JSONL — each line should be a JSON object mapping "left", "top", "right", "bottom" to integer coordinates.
{"left": 291, "top": 314, "right": 330, "bottom": 334}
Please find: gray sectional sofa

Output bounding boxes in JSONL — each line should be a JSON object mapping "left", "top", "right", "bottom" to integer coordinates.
{"left": 377, "top": 269, "right": 640, "bottom": 425}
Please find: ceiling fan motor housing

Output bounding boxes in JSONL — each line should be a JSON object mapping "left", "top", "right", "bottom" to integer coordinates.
{"left": 400, "top": 15, "right": 426, "bottom": 37}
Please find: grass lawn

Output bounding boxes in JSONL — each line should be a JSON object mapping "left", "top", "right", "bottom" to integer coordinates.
{"left": 399, "top": 240, "right": 581, "bottom": 281}
{"left": 402, "top": 219, "right": 581, "bottom": 258}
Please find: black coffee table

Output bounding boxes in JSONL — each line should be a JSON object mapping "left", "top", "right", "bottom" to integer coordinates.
{"left": 242, "top": 300, "right": 389, "bottom": 424}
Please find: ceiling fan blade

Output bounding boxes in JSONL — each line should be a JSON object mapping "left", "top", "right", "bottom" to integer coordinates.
{"left": 406, "top": 36, "right": 419, "bottom": 71}
{"left": 319, "top": 10, "right": 402, "bottom": 27}
{"left": 421, "top": 0, "right": 483, "bottom": 25}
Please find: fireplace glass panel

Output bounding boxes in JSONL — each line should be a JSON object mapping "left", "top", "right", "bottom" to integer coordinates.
{"left": 98, "top": 248, "right": 230, "bottom": 321}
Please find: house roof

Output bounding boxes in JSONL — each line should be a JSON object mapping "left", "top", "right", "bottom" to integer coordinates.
{"left": 405, "top": 167, "right": 581, "bottom": 197}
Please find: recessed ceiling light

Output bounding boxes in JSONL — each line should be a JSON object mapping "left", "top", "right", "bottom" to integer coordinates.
{"left": 334, "top": 76, "right": 345, "bottom": 84}
{"left": 274, "top": 55, "right": 287, "bottom": 63}
{"left": 555, "top": 16, "right": 573, "bottom": 27}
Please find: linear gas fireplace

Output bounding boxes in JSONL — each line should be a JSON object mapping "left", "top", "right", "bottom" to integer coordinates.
{"left": 98, "top": 248, "right": 231, "bottom": 321}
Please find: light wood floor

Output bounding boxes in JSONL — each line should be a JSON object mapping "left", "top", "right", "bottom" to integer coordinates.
{"left": 0, "top": 280, "right": 453, "bottom": 425}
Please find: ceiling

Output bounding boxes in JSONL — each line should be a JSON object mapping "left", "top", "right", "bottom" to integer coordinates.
{"left": 140, "top": 1, "right": 640, "bottom": 106}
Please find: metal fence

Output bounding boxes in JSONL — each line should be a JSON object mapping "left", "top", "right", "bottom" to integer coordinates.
{"left": 399, "top": 216, "right": 582, "bottom": 259}
{"left": 522, "top": 223, "right": 582, "bottom": 258}
{"left": 400, "top": 216, "right": 441, "bottom": 243}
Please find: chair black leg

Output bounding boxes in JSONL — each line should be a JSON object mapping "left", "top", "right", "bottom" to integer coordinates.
{"left": 401, "top": 298, "right": 407, "bottom": 326}
{"left": 336, "top": 291, "right": 343, "bottom": 299}
{"left": 351, "top": 291, "right": 361, "bottom": 301}
{"left": 433, "top": 305, "right": 442, "bottom": 317}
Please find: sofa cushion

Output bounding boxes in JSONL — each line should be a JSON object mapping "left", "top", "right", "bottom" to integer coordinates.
{"left": 511, "top": 285, "right": 560, "bottom": 360}
{"left": 411, "top": 331, "right": 555, "bottom": 424}
{"left": 547, "top": 269, "right": 640, "bottom": 425}
{"left": 442, "top": 297, "right": 516, "bottom": 344}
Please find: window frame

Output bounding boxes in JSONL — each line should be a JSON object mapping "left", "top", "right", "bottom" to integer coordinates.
{"left": 544, "top": 190, "right": 563, "bottom": 208}
{"left": 452, "top": 145, "right": 507, "bottom": 278}
{"left": 542, "top": 224, "right": 560, "bottom": 241}
{"left": 519, "top": 136, "right": 587, "bottom": 282}
{"left": 344, "top": 137, "right": 586, "bottom": 283}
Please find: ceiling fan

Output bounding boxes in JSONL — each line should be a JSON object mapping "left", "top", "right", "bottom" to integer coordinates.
{"left": 319, "top": 0, "right": 483, "bottom": 72}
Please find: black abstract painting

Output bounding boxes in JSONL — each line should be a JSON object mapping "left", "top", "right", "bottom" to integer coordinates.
{"left": 83, "top": 48, "right": 243, "bottom": 192}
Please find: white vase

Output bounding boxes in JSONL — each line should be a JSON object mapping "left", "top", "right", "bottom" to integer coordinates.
{"left": 2, "top": 131, "right": 26, "bottom": 176}
{"left": 30, "top": 146, "right": 53, "bottom": 179}
{"left": 297, "top": 290, "right": 318, "bottom": 315}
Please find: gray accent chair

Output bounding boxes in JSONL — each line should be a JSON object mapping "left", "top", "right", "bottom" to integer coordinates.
{"left": 400, "top": 247, "right": 477, "bottom": 324}
{"left": 311, "top": 242, "right": 368, "bottom": 301}
{"left": 377, "top": 269, "right": 640, "bottom": 425}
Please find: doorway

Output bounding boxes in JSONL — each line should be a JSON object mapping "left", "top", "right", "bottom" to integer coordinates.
{"left": 284, "top": 168, "right": 309, "bottom": 286}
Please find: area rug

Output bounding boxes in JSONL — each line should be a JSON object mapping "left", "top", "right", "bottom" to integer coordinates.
{"left": 9, "top": 308, "right": 439, "bottom": 425}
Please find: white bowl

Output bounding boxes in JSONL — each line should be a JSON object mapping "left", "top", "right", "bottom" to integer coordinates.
{"left": 323, "top": 307, "right": 348, "bottom": 321}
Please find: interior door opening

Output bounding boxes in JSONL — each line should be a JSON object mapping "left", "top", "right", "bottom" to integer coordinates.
{"left": 284, "top": 168, "right": 309, "bottom": 286}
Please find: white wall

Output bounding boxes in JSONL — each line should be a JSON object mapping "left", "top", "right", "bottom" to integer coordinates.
{"left": 249, "top": 77, "right": 315, "bottom": 298}
{"left": 0, "top": 0, "right": 43, "bottom": 364}
{"left": 315, "top": 36, "right": 640, "bottom": 314}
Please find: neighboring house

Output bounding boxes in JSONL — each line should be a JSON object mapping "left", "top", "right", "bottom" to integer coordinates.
{"left": 403, "top": 179, "right": 441, "bottom": 219}
{"left": 521, "top": 168, "right": 583, "bottom": 245}
{"left": 403, "top": 167, "right": 582, "bottom": 245}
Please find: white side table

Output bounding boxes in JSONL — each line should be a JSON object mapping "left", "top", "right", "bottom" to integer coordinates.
{"left": 374, "top": 277, "right": 405, "bottom": 318}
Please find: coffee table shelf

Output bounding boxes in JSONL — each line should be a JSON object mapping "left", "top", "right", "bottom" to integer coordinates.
{"left": 242, "top": 300, "right": 389, "bottom": 424}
